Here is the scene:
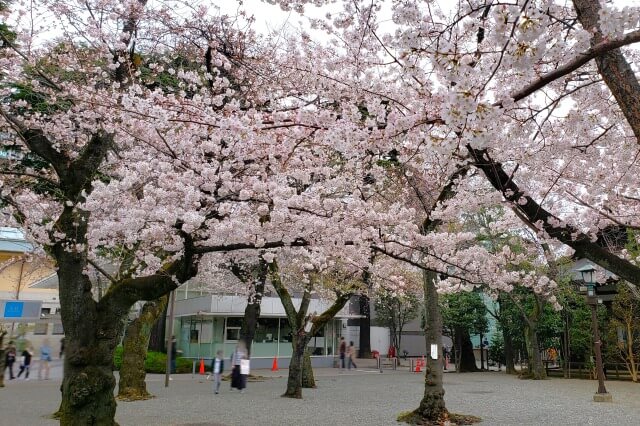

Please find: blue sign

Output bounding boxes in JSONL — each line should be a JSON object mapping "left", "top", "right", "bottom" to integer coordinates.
{"left": 4, "top": 301, "right": 24, "bottom": 318}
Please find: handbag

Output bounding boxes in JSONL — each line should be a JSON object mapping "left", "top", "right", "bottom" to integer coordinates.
{"left": 240, "top": 359, "right": 250, "bottom": 375}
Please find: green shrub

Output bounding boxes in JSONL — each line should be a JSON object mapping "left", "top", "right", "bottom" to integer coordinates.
{"left": 113, "top": 346, "right": 194, "bottom": 373}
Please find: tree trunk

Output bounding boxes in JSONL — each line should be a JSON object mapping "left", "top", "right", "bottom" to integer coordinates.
{"left": 524, "top": 323, "right": 546, "bottom": 380}
{"left": 55, "top": 248, "right": 122, "bottom": 426}
{"left": 283, "top": 336, "right": 308, "bottom": 398}
{"left": 358, "top": 293, "right": 372, "bottom": 358}
{"left": 117, "top": 296, "right": 168, "bottom": 401}
{"left": 301, "top": 348, "right": 316, "bottom": 388}
{"left": 240, "top": 259, "right": 267, "bottom": 356}
{"left": 457, "top": 327, "right": 479, "bottom": 372}
{"left": 503, "top": 330, "right": 516, "bottom": 375}
{"left": 409, "top": 270, "right": 448, "bottom": 423}
{"left": 147, "top": 302, "right": 168, "bottom": 352}
{"left": 626, "top": 323, "right": 638, "bottom": 382}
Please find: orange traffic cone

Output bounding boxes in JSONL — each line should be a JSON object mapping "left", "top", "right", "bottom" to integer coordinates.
{"left": 199, "top": 358, "right": 205, "bottom": 375}
{"left": 271, "top": 357, "right": 279, "bottom": 372}
{"left": 415, "top": 359, "right": 422, "bottom": 373}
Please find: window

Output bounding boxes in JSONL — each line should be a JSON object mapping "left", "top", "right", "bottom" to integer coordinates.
{"left": 190, "top": 329, "right": 199, "bottom": 343}
{"left": 279, "top": 320, "right": 292, "bottom": 343}
{"left": 199, "top": 322, "right": 213, "bottom": 343}
{"left": 254, "top": 318, "right": 279, "bottom": 343}
{"left": 225, "top": 317, "right": 242, "bottom": 342}
{"left": 34, "top": 323, "right": 48, "bottom": 335}
{"left": 40, "top": 308, "right": 51, "bottom": 316}
{"left": 52, "top": 323, "right": 64, "bottom": 335}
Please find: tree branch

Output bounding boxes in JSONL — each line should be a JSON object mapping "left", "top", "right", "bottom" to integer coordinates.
{"left": 268, "top": 260, "right": 300, "bottom": 329}
{"left": 468, "top": 145, "right": 640, "bottom": 285}
{"left": 507, "top": 28, "right": 640, "bottom": 105}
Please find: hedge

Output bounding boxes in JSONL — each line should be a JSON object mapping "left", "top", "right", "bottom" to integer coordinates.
{"left": 113, "top": 346, "right": 194, "bottom": 373}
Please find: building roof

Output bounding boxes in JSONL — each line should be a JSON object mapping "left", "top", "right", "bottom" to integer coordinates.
{"left": 174, "top": 294, "right": 363, "bottom": 319}
{"left": 29, "top": 273, "right": 59, "bottom": 289}
{"left": 0, "top": 227, "right": 33, "bottom": 253}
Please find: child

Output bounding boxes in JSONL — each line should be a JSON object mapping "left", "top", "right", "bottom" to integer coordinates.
{"left": 211, "top": 350, "right": 224, "bottom": 394}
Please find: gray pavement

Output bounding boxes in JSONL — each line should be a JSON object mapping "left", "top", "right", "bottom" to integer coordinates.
{"left": 1, "top": 367, "right": 640, "bottom": 425}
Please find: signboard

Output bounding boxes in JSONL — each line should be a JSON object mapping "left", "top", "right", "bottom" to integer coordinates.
{"left": 430, "top": 344, "right": 438, "bottom": 360}
{"left": 0, "top": 300, "right": 42, "bottom": 321}
{"left": 4, "top": 301, "right": 24, "bottom": 317}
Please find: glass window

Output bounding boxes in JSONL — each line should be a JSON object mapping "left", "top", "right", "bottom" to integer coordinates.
{"left": 190, "top": 329, "right": 199, "bottom": 343}
{"left": 225, "top": 317, "right": 242, "bottom": 342}
{"left": 199, "top": 322, "right": 212, "bottom": 343}
{"left": 40, "top": 308, "right": 51, "bottom": 316}
{"left": 255, "top": 318, "right": 279, "bottom": 343}
{"left": 279, "top": 320, "right": 292, "bottom": 343}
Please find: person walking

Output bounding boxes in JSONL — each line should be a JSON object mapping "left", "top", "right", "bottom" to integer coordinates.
{"left": 38, "top": 340, "right": 52, "bottom": 380}
{"left": 230, "top": 340, "right": 248, "bottom": 393}
{"left": 347, "top": 341, "right": 357, "bottom": 370}
{"left": 339, "top": 336, "right": 346, "bottom": 372}
{"left": 17, "top": 347, "right": 33, "bottom": 380}
{"left": 4, "top": 340, "right": 16, "bottom": 380}
{"left": 211, "top": 350, "right": 224, "bottom": 394}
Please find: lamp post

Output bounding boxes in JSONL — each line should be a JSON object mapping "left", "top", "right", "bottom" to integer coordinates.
{"left": 576, "top": 264, "right": 611, "bottom": 402}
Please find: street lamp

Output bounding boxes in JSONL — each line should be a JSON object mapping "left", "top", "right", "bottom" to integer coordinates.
{"left": 576, "top": 264, "right": 612, "bottom": 402}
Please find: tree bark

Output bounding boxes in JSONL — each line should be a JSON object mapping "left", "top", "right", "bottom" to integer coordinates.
{"left": 283, "top": 336, "right": 308, "bottom": 398}
{"left": 411, "top": 270, "right": 447, "bottom": 422}
{"left": 523, "top": 322, "right": 545, "bottom": 379}
{"left": 117, "top": 296, "right": 168, "bottom": 401}
{"left": 147, "top": 302, "right": 167, "bottom": 353}
{"left": 55, "top": 245, "right": 122, "bottom": 426}
{"left": 301, "top": 348, "right": 316, "bottom": 388}
{"left": 457, "top": 328, "right": 479, "bottom": 372}
{"left": 358, "top": 295, "right": 372, "bottom": 358}
{"left": 503, "top": 330, "right": 516, "bottom": 375}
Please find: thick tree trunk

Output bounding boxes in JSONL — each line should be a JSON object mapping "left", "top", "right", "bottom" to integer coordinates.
{"left": 55, "top": 247, "right": 122, "bottom": 426}
{"left": 503, "top": 331, "right": 516, "bottom": 375}
{"left": 117, "top": 296, "right": 168, "bottom": 401}
{"left": 358, "top": 294, "right": 372, "bottom": 358}
{"left": 409, "top": 270, "right": 448, "bottom": 423}
{"left": 301, "top": 348, "right": 316, "bottom": 388}
{"left": 525, "top": 323, "right": 546, "bottom": 380}
{"left": 147, "top": 302, "right": 167, "bottom": 353}
{"left": 457, "top": 328, "right": 479, "bottom": 372}
{"left": 283, "top": 336, "right": 308, "bottom": 398}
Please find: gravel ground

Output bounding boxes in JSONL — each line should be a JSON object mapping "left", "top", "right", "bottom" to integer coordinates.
{"left": 2, "top": 367, "right": 639, "bottom": 425}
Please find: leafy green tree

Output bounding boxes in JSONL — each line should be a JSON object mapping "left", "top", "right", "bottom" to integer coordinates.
{"left": 605, "top": 284, "right": 640, "bottom": 381}
{"left": 374, "top": 289, "right": 421, "bottom": 357}
{"left": 441, "top": 291, "right": 488, "bottom": 372}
